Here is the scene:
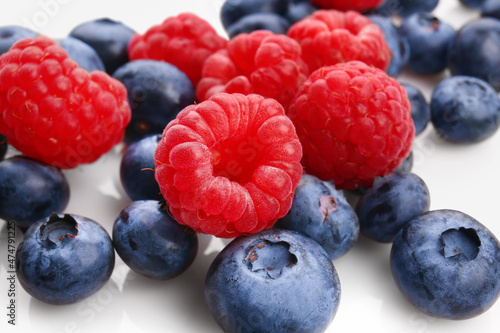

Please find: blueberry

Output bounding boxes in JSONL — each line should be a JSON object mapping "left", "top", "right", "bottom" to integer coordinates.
{"left": 220, "top": 0, "right": 288, "bottom": 30}
{"left": 113, "top": 200, "right": 197, "bottom": 280}
{"left": 16, "top": 213, "right": 115, "bottom": 305}
{"left": 69, "top": 18, "right": 135, "bottom": 75}
{"left": 205, "top": 229, "right": 340, "bottom": 333}
{"left": 430, "top": 75, "right": 500, "bottom": 143}
{"left": 369, "top": 14, "right": 409, "bottom": 77}
{"left": 226, "top": 13, "right": 290, "bottom": 38}
{"left": 391, "top": 209, "right": 500, "bottom": 319}
{"left": 355, "top": 172, "right": 430, "bottom": 243}
{"left": 285, "top": 0, "right": 318, "bottom": 24}
{"left": 0, "top": 25, "right": 37, "bottom": 55}
{"left": 448, "top": 18, "right": 500, "bottom": 91}
{"left": 57, "top": 36, "right": 105, "bottom": 72}
{"left": 371, "top": 0, "right": 439, "bottom": 17}
{"left": 0, "top": 156, "right": 70, "bottom": 230}
{"left": 398, "top": 13, "right": 455, "bottom": 75}
{"left": 482, "top": 0, "right": 500, "bottom": 20}
{"left": 403, "top": 84, "right": 430, "bottom": 135}
{"left": 113, "top": 60, "right": 195, "bottom": 144}
{"left": 276, "top": 174, "right": 359, "bottom": 260}
{"left": 460, "top": 0, "right": 487, "bottom": 8}
{"left": 120, "top": 134, "right": 162, "bottom": 201}
{"left": 0, "top": 134, "right": 7, "bottom": 161}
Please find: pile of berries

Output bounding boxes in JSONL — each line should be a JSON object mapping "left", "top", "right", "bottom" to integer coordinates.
{"left": 1, "top": 0, "right": 500, "bottom": 332}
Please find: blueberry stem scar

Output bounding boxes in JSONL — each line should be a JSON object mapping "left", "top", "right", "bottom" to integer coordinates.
{"left": 245, "top": 240, "right": 298, "bottom": 279}
{"left": 40, "top": 213, "right": 79, "bottom": 247}
{"left": 441, "top": 227, "right": 481, "bottom": 261}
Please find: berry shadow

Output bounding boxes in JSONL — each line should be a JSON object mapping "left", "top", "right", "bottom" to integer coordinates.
{"left": 120, "top": 233, "right": 231, "bottom": 332}
{"left": 28, "top": 279, "right": 124, "bottom": 333}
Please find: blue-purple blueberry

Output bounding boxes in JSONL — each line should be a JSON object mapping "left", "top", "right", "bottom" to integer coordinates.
{"left": 112, "top": 200, "right": 198, "bottom": 280}
{"left": 355, "top": 172, "right": 430, "bottom": 243}
{"left": 120, "top": 134, "right": 162, "bottom": 201}
{"left": 220, "top": 0, "right": 288, "bottom": 31}
{"left": 369, "top": 14, "right": 409, "bottom": 77}
{"left": 0, "top": 25, "right": 37, "bottom": 55}
{"left": 448, "top": 18, "right": 500, "bottom": 91}
{"left": 398, "top": 13, "right": 455, "bottom": 75}
{"left": 482, "top": 0, "right": 500, "bottom": 20}
{"left": 391, "top": 209, "right": 500, "bottom": 319}
{"left": 276, "top": 174, "right": 359, "bottom": 260}
{"left": 16, "top": 213, "right": 115, "bottom": 305}
{"left": 403, "top": 84, "right": 430, "bottom": 135}
{"left": 205, "top": 229, "right": 340, "bottom": 333}
{"left": 112, "top": 60, "right": 195, "bottom": 144}
{"left": 69, "top": 18, "right": 135, "bottom": 75}
{"left": 226, "top": 13, "right": 290, "bottom": 38}
{"left": 460, "top": 0, "right": 487, "bottom": 8}
{"left": 285, "top": 0, "right": 317, "bottom": 24}
{"left": 430, "top": 75, "right": 500, "bottom": 143}
{"left": 372, "top": 0, "right": 439, "bottom": 17}
{"left": 58, "top": 36, "right": 105, "bottom": 72}
{"left": 0, "top": 156, "right": 70, "bottom": 230}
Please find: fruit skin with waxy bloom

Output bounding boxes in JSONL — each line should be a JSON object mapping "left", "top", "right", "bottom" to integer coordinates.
{"left": 355, "top": 171, "right": 430, "bottom": 243}
{"left": 120, "top": 134, "right": 163, "bottom": 201}
{"left": 112, "top": 200, "right": 198, "bottom": 280}
{"left": 15, "top": 213, "right": 115, "bottom": 305}
{"left": 154, "top": 93, "right": 303, "bottom": 238}
{"left": 0, "top": 155, "right": 70, "bottom": 230}
{"left": 205, "top": 228, "right": 341, "bottom": 333}
{"left": 276, "top": 174, "right": 359, "bottom": 260}
{"left": 69, "top": 18, "right": 136, "bottom": 75}
{"left": 112, "top": 59, "right": 195, "bottom": 144}
{"left": 390, "top": 209, "right": 500, "bottom": 319}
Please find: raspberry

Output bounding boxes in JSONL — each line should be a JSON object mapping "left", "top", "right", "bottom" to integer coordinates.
{"left": 128, "top": 13, "right": 228, "bottom": 86}
{"left": 0, "top": 36, "right": 131, "bottom": 169}
{"left": 311, "top": 0, "right": 384, "bottom": 12}
{"left": 287, "top": 9, "right": 391, "bottom": 74}
{"left": 196, "top": 30, "right": 308, "bottom": 109}
{"left": 287, "top": 61, "right": 414, "bottom": 190}
{"left": 154, "top": 93, "right": 303, "bottom": 238}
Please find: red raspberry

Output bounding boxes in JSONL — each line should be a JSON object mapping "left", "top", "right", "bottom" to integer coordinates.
{"left": 196, "top": 30, "right": 308, "bottom": 109}
{"left": 154, "top": 93, "right": 303, "bottom": 238}
{"left": 128, "top": 13, "right": 228, "bottom": 86}
{"left": 287, "top": 61, "right": 414, "bottom": 190}
{"left": 287, "top": 10, "right": 391, "bottom": 74}
{"left": 311, "top": 0, "right": 384, "bottom": 12}
{"left": 0, "top": 36, "right": 131, "bottom": 169}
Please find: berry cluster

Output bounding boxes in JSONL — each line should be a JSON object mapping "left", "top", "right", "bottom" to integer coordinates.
{"left": 1, "top": 1, "right": 500, "bottom": 333}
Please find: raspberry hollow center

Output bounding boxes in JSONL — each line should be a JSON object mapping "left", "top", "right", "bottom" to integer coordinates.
{"left": 211, "top": 135, "right": 264, "bottom": 185}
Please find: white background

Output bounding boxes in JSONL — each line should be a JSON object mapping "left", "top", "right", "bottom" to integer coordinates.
{"left": 0, "top": 0, "right": 499, "bottom": 332}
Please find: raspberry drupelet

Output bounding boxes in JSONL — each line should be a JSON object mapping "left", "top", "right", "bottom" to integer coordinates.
{"left": 128, "top": 12, "right": 228, "bottom": 86}
{"left": 287, "top": 9, "right": 391, "bottom": 75}
{"left": 154, "top": 93, "right": 303, "bottom": 238}
{"left": 287, "top": 61, "right": 414, "bottom": 190}
{"left": 196, "top": 30, "right": 308, "bottom": 110}
{"left": 0, "top": 36, "right": 131, "bottom": 169}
